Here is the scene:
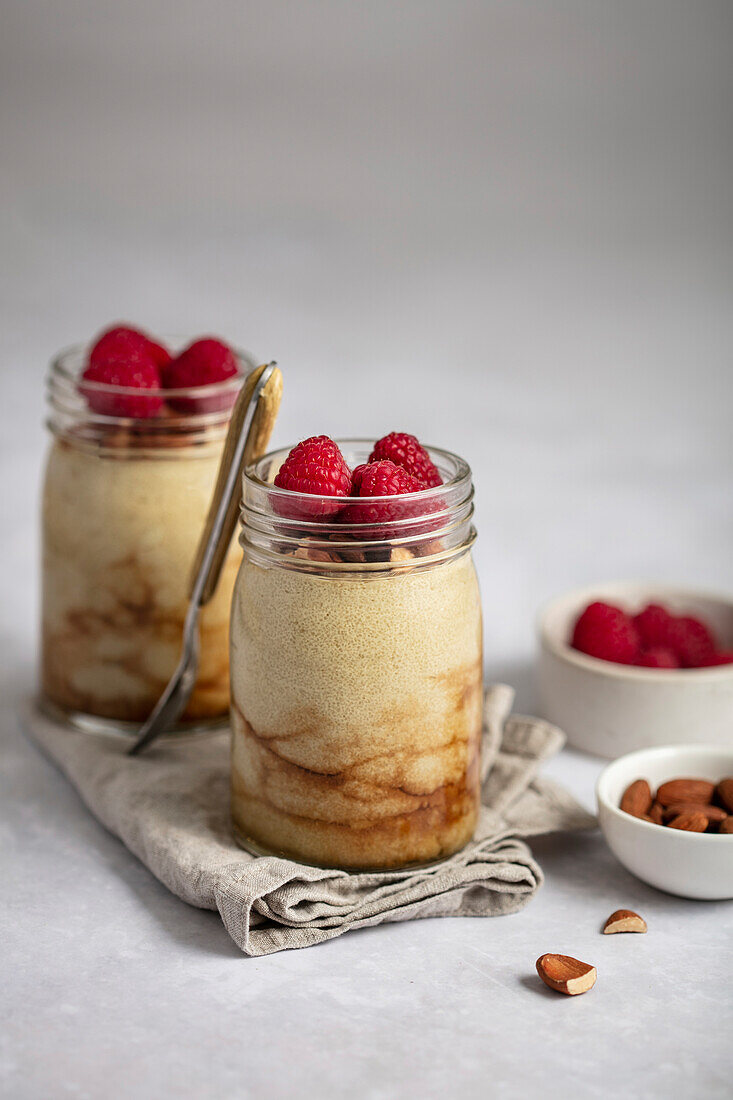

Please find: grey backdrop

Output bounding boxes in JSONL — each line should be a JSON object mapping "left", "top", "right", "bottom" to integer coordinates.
{"left": 3, "top": 1, "right": 732, "bottom": 694}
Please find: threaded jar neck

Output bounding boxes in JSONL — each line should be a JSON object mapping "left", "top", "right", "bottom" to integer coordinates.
{"left": 240, "top": 440, "right": 476, "bottom": 574}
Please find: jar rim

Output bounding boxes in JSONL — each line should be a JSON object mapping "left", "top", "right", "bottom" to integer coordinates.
{"left": 240, "top": 439, "right": 476, "bottom": 567}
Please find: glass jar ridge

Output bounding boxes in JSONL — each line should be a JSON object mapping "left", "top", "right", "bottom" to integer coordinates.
{"left": 240, "top": 440, "right": 476, "bottom": 573}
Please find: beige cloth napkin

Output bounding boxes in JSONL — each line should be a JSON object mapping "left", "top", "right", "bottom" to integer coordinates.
{"left": 21, "top": 686, "right": 595, "bottom": 957}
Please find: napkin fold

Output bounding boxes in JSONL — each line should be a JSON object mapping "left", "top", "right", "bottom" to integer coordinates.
{"left": 21, "top": 686, "right": 595, "bottom": 956}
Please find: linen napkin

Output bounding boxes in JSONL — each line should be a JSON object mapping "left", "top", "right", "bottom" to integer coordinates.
{"left": 21, "top": 685, "right": 595, "bottom": 956}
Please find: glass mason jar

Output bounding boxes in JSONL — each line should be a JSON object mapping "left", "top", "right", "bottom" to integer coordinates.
{"left": 230, "top": 441, "right": 483, "bottom": 870}
{"left": 41, "top": 342, "right": 256, "bottom": 733}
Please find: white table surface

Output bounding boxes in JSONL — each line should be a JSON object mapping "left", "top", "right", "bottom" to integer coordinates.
{"left": 2, "top": 3, "right": 732, "bottom": 1097}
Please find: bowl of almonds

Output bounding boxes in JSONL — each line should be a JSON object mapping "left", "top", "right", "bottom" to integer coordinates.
{"left": 596, "top": 744, "right": 733, "bottom": 899}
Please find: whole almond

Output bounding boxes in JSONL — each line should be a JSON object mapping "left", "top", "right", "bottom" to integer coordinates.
{"left": 648, "top": 802, "right": 665, "bottom": 825}
{"left": 603, "top": 909, "right": 647, "bottom": 934}
{"left": 716, "top": 778, "right": 733, "bottom": 813}
{"left": 620, "top": 779, "right": 653, "bottom": 819}
{"left": 536, "top": 954, "right": 597, "bottom": 996}
{"left": 656, "top": 778, "right": 715, "bottom": 808}
{"left": 662, "top": 802, "right": 728, "bottom": 825}
{"left": 718, "top": 817, "right": 733, "bottom": 834}
{"left": 667, "top": 811, "right": 708, "bottom": 832}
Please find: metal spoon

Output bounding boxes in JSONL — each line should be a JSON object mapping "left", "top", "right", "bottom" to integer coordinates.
{"left": 128, "top": 361, "right": 282, "bottom": 756}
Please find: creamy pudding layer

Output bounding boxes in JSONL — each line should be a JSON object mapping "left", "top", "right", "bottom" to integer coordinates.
{"left": 42, "top": 438, "right": 241, "bottom": 723}
{"left": 230, "top": 552, "right": 483, "bottom": 869}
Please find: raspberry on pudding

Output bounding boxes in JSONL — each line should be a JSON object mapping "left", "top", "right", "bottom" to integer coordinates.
{"left": 230, "top": 434, "right": 483, "bottom": 870}
{"left": 368, "top": 431, "right": 443, "bottom": 488}
{"left": 41, "top": 325, "right": 257, "bottom": 729}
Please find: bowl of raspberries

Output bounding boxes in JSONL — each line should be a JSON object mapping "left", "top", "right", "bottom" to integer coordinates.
{"left": 538, "top": 582, "right": 733, "bottom": 758}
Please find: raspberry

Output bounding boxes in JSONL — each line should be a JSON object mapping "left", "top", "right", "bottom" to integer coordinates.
{"left": 667, "top": 615, "right": 716, "bottom": 668}
{"left": 350, "top": 464, "right": 369, "bottom": 494}
{"left": 636, "top": 647, "right": 679, "bottom": 669}
{"left": 697, "top": 650, "right": 733, "bottom": 667}
{"left": 80, "top": 352, "right": 164, "bottom": 419}
{"left": 358, "top": 459, "right": 423, "bottom": 499}
{"left": 340, "top": 459, "right": 429, "bottom": 532}
{"left": 273, "top": 436, "right": 352, "bottom": 517}
{"left": 633, "top": 604, "right": 675, "bottom": 649}
{"left": 162, "top": 338, "right": 240, "bottom": 413}
{"left": 571, "top": 602, "right": 640, "bottom": 665}
{"left": 147, "top": 339, "right": 172, "bottom": 370}
{"left": 89, "top": 325, "right": 169, "bottom": 371}
{"left": 369, "top": 432, "right": 442, "bottom": 488}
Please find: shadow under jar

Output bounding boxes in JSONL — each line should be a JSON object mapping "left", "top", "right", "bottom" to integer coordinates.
{"left": 230, "top": 441, "right": 483, "bottom": 870}
{"left": 41, "top": 342, "right": 256, "bottom": 733}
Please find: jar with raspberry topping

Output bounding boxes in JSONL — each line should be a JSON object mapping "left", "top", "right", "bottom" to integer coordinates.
{"left": 41, "top": 338, "right": 256, "bottom": 733}
{"left": 230, "top": 440, "right": 483, "bottom": 870}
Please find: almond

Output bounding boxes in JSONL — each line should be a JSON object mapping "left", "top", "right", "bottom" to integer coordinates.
{"left": 620, "top": 779, "right": 653, "bottom": 819}
{"left": 667, "top": 811, "right": 708, "bottom": 832}
{"left": 656, "top": 778, "right": 715, "bottom": 807}
{"left": 416, "top": 538, "right": 445, "bottom": 558}
{"left": 662, "top": 802, "right": 727, "bottom": 826}
{"left": 716, "top": 778, "right": 733, "bottom": 814}
{"left": 718, "top": 817, "right": 733, "bottom": 834}
{"left": 390, "top": 546, "right": 415, "bottom": 563}
{"left": 536, "top": 954, "right": 597, "bottom": 996}
{"left": 648, "top": 801, "right": 665, "bottom": 825}
{"left": 603, "top": 909, "right": 647, "bottom": 934}
{"left": 291, "top": 545, "right": 339, "bottom": 564}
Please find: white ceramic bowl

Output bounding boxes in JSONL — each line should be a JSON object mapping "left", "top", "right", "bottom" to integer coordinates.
{"left": 538, "top": 581, "right": 733, "bottom": 758}
{"left": 597, "top": 744, "right": 733, "bottom": 900}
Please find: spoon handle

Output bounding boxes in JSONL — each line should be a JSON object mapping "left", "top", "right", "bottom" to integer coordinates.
{"left": 188, "top": 362, "right": 282, "bottom": 606}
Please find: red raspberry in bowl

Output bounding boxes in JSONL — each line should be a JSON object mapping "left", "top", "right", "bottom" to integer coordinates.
{"left": 697, "top": 650, "right": 733, "bottom": 667}
{"left": 80, "top": 352, "right": 164, "bottom": 419}
{"left": 369, "top": 432, "right": 442, "bottom": 488}
{"left": 273, "top": 436, "right": 352, "bottom": 518}
{"left": 571, "top": 602, "right": 640, "bottom": 665}
{"left": 162, "top": 338, "right": 240, "bottom": 414}
{"left": 635, "top": 647, "right": 679, "bottom": 669}
{"left": 633, "top": 604, "right": 675, "bottom": 650}
{"left": 666, "top": 615, "right": 716, "bottom": 668}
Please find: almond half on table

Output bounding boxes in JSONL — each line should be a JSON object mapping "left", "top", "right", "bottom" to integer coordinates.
{"left": 535, "top": 954, "right": 597, "bottom": 996}
{"left": 603, "top": 909, "right": 647, "bottom": 934}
